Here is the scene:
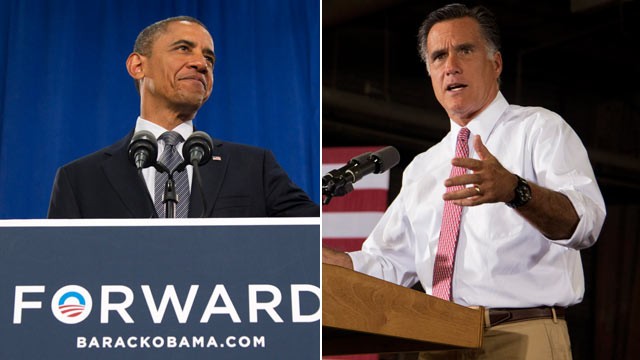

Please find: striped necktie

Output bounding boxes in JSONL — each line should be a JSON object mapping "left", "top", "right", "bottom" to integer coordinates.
{"left": 154, "top": 131, "right": 190, "bottom": 218}
{"left": 432, "top": 127, "right": 470, "bottom": 301}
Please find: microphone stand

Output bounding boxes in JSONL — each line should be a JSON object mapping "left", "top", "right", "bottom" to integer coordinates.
{"left": 163, "top": 173, "right": 178, "bottom": 218}
{"left": 153, "top": 162, "right": 179, "bottom": 219}
{"left": 322, "top": 180, "right": 354, "bottom": 205}
{"left": 321, "top": 147, "right": 399, "bottom": 205}
{"left": 132, "top": 130, "right": 215, "bottom": 218}
{"left": 165, "top": 161, "right": 195, "bottom": 218}
{"left": 322, "top": 171, "right": 355, "bottom": 205}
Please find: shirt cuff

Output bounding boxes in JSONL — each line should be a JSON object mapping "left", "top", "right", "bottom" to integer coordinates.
{"left": 548, "top": 189, "right": 604, "bottom": 249}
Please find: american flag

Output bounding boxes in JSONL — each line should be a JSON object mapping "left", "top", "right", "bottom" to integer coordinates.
{"left": 322, "top": 146, "right": 391, "bottom": 360}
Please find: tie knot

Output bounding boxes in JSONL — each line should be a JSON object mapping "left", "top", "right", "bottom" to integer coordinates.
{"left": 454, "top": 127, "right": 470, "bottom": 159}
{"left": 458, "top": 127, "right": 470, "bottom": 143}
{"left": 159, "top": 131, "right": 184, "bottom": 147}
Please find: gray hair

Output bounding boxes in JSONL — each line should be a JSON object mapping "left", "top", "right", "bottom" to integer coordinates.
{"left": 417, "top": 4, "right": 501, "bottom": 74}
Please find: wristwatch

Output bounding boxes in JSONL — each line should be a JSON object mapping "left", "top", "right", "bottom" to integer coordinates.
{"left": 506, "top": 174, "right": 532, "bottom": 208}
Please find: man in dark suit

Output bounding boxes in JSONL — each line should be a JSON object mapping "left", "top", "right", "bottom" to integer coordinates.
{"left": 48, "top": 16, "right": 318, "bottom": 218}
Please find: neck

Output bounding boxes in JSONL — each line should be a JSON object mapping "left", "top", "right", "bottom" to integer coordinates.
{"left": 450, "top": 90, "right": 499, "bottom": 127}
{"left": 140, "top": 103, "right": 197, "bottom": 130}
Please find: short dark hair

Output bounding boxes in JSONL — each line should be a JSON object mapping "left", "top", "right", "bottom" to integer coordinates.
{"left": 132, "top": 16, "right": 209, "bottom": 92}
{"left": 417, "top": 3, "right": 501, "bottom": 65}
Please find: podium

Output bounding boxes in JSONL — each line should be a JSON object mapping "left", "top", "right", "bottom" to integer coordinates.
{"left": 0, "top": 218, "right": 320, "bottom": 360}
{"left": 323, "top": 264, "right": 483, "bottom": 355}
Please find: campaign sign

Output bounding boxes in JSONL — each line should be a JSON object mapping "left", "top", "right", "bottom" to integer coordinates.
{"left": 0, "top": 219, "right": 320, "bottom": 359}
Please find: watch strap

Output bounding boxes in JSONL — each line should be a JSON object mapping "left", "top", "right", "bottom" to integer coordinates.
{"left": 506, "top": 175, "right": 532, "bottom": 208}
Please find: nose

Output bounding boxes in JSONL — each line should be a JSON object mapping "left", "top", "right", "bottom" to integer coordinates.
{"left": 188, "top": 58, "right": 208, "bottom": 73}
{"left": 444, "top": 54, "right": 461, "bottom": 76}
{"left": 188, "top": 53, "right": 211, "bottom": 73}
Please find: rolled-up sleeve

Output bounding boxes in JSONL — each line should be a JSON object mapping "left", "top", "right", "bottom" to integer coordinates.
{"left": 531, "top": 111, "right": 606, "bottom": 250}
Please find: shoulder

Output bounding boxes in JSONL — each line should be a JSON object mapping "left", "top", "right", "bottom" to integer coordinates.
{"left": 503, "top": 104, "right": 569, "bottom": 130}
{"left": 212, "top": 140, "right": 285, "bottom": 173}
{"left": 498, "top": 103, "right": 580, "bottom": 143}
{"left": 498, "top": 104, "right": 586, "bottom": 162}
{"left": 214, "top": 140, "right": 275, "bottom": 162}
{"left": 57, "top": 133, "right": 131, "bottom": 172}
{"left": 215, "top": 139, "right": 269, "bottom": 155}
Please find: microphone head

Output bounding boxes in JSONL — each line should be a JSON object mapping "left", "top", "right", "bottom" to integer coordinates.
{"left": 183, "top": 131, "right": 214, "bottom": 166}
{"left": 371, "top": 146, "right": 400, "bottom": 174}
{"left": 349, "top": 151, "right": 372, "bottom": 165}
{"left": 128, "top": 130, "right": 158, "bottom": 169}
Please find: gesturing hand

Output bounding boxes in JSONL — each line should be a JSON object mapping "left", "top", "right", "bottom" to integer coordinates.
{"left": 442, "top": 135, "right": 517, "bottom": 206}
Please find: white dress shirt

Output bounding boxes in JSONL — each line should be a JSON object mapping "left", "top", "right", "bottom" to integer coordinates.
{"left": 134, "top": 117, "right": 194, "bottom": 198}
{"left": 349, "top": 92, "right": 606, "bottom": 308}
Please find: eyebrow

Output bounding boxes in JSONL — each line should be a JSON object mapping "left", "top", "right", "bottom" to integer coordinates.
{"left": 430, "top": 49, "right": 446, "bottom": 61}
{"left": 170, "top": 39, "right": 216, "bottom": 59}
{"left": 430, "top": 43, "right": 476, "bottom": 61}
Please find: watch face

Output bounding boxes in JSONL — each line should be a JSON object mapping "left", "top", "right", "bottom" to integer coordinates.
{"left": 518, "top": 185, "right": 532, "bottom": 202}
{"left": 507, "top": 176, "right": 531, "bottom": 208}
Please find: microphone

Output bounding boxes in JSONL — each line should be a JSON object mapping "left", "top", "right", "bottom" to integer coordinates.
{"left": 177, "top": 130, "right": 214, "bottom": 218}
{"left": 128, "top": 130, "right": 158, "bottom": 170}
{"left": 182, "top": 131, "right": 214, "bottom": 166}
{"left": 346, "top": 146, "right": 400, "bottom": 183}
{"left": 322, "top": 151, "right": 371, "bottom": 194}
{"left": 322, "top": 146, "right": 400, "bottom": 204}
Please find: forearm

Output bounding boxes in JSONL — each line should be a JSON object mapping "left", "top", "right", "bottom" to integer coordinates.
{"left": 444, "top": 135, "right": 582, "bottom": 240}
{"left": 515, "top": 182, "right": 579, "bottom": 240}
{"left": 322, "top": 247, "right": 354, "bottom": 269}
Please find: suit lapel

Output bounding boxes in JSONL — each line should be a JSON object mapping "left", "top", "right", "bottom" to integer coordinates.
{"left": 102, "top": 131, "right": 157, "bottom": 218}
{"left": 188, "top": 140, "right": 228, "bottom": 218}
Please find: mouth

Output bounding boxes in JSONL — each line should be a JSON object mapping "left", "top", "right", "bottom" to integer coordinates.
{"left": 446, "top": 83, "right": 468, "bottom": 92}
{"left": 180, "top": 76, "right": 207, "bottom": 90}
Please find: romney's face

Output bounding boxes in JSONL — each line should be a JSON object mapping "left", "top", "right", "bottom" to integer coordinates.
{"left": 425, "top": 17, "right": 502, "bottom": 126}
{"left": 140, "top": 21, "right": 215, "bottom": 113}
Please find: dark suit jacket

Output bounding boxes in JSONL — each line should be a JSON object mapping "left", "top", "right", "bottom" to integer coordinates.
{"left": 48, "top": 131, "right": 319, "bottom": 218}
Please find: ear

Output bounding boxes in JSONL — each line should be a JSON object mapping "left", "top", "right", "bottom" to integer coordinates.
{"left": 126, "top": 53, "right": 145, "bottom": 80}
{"left": 492, "top": 51, "right": 503, "bottom": 78}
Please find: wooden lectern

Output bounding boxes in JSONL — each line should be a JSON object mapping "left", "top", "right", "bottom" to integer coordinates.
{"left": 323, "top": 264, "right": 484, "bottom": 355}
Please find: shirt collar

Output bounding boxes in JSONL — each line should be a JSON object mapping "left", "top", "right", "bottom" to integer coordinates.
{"left": 134, "top": 117, "right": 194, "bottom": 143}
{"left": 449, "top": 91, "right": 508, "bottom": 143}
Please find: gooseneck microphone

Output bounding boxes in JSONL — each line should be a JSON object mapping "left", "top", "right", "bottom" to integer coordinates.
{"left": 128, "top": 130, "right": 164, "bottom": 217}
{"left": 128, "top": 130, "right": 158, "bottom": 170}
{"left": 177, "top": 131, "right": 215, "bottom": 218}
{"left": 127, "top": 130, "right": 215, "bottom": 218}
{"left": 321, "top": 151, "right": 371, "bottom": 198}
{"left": 178, "top": 131, "right": 214, "bottom": 170}
{"left": 322, "top": 146, "right": 400, "bottom": 205}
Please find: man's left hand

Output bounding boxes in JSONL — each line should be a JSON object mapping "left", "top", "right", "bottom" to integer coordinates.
{"left": 442, "top": 135, "right": 516, "bottom": 206}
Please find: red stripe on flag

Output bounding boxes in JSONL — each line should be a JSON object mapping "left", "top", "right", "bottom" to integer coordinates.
{"left": 322, "top": 189, "right": 388, "bottom": 212}
{"left": 322, "top": 238, "right": 367, "bottom": 252}
{"left": 323, "top": 146, "right": 385, "bottom": 164}
{"left": 322, "top": 146, "right": 389, "bottom": 360}
{"left": 323, "top": 355, "right": 379, "bottom": 360}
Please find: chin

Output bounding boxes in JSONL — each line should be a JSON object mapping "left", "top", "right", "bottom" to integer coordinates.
{"left": 444, "top": 102, "right": 467, "bottom": 115}
{"left": 446, "top": 106, "right": 474, "bottom": 122}
{"left": 178, "top": 92, "right": 207, "bottom": 105}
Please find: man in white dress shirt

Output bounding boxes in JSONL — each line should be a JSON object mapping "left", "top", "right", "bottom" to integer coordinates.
{"left": 323, "top": 4, "right": 606, "bottom": 359}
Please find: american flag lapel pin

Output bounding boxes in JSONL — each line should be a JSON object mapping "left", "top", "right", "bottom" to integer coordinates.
{"left": 212, "top": 155, "right": 222, "bottom": 161}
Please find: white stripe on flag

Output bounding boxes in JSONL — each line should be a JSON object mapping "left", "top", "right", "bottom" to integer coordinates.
{"left": 322, "top": 212, "right": 384, "bottom": 238}
{"left": 322, "top": 164, "right": 390, "bottom": 190}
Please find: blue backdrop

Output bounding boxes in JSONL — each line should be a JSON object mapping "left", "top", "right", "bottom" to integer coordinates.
{"left": 0, "top": 0, "right": 320, "bottom": 219}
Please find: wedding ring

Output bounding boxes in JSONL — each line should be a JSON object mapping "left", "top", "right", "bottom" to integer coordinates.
{"left": 474, "top": 185, "right": 481, "bottom": 194}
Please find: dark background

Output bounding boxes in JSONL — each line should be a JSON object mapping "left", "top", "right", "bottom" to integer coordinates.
{"left": 323, "top": 0, "right": 640, "bottom": 358}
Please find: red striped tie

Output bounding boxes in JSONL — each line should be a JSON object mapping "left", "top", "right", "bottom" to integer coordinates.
{"left": 432, "top": 127, "right": 470, "bottom": 301}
